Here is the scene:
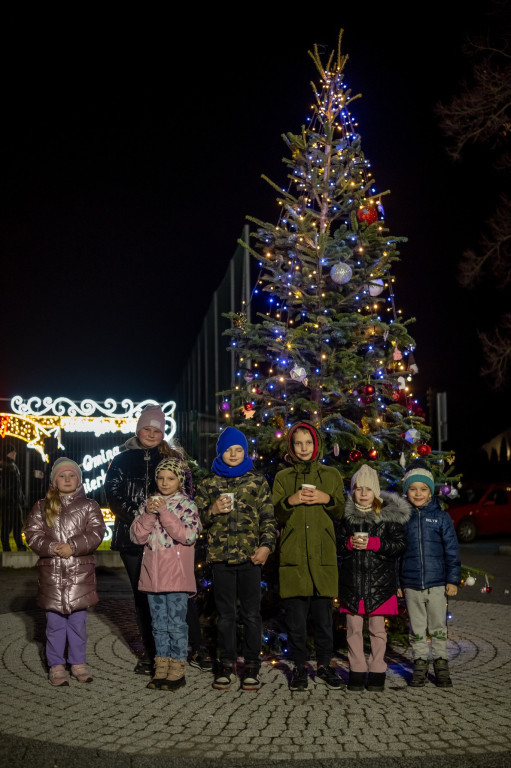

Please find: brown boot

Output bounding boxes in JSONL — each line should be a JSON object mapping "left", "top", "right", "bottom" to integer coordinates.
{"left": 162, "top": 658, "right": 186, "bottom": 691}
{"left": 147, "top": 657, "right": 170, "bottom": 690}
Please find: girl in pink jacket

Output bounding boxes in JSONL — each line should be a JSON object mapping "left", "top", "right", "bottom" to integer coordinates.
{"left": 130, "top": 457, "right": 201, "bottom": 691}
{"left": 24, "top": 457, "right": 106, "bottom": 687}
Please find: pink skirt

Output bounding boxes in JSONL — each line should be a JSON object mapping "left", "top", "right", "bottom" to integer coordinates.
{"left": 339, "top": 594, "right": 398, "bottom": 616}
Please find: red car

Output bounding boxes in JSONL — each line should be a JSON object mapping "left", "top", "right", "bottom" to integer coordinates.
{"left": 447, "top": 483, "right": 511, "bottom": 542}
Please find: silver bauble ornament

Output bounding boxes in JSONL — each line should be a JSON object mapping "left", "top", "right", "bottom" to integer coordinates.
{"left": 366, "top": 278, "right": 384, "bottom": 296}
{"left": 330, "top": 262, "right": 352, "bottom": 285}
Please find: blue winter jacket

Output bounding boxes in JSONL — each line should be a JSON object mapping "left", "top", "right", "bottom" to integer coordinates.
{"left": 399, "top": 497, "right": 461, "bottom": 589}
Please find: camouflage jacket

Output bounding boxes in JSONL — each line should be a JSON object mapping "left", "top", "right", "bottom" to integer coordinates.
{"left": 195, "top": 471, "right": 276, "bottom": 564}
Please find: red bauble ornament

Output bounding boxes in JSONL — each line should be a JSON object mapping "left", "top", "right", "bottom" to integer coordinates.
{"left": 244, "top": 403, "right": 253, "bottom": 411}
{"left": 363, "top": 384, "right": 375, "bottom": 396}
{"left": 349, "top": 449, "right": 362, "bottom": 462}
{"left": 417, "top": 443, "right": 431, "bottom": 456}
{"left": 356, "top": 206, "right": 378, "bottom": 225}
{"left": 368, "top": 448, "right": 379, "bottom": 460}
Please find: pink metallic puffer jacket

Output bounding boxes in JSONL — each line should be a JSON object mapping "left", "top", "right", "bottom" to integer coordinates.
{"left": 24, "top": 486, "right": 106, "bottom": 614}
{"left": 130, "top": 491, "right": 201, "bottom": 594}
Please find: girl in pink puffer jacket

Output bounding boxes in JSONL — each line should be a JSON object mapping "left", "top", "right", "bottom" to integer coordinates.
{"left": 130, "top": 458, "right": 201, "bottom": 691}
{"left": 24, "top": 457, "right": 106, "bottom": 687}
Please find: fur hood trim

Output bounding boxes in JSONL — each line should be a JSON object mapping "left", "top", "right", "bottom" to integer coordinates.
{"left": 344, "top": 490, "right": 411, "bottom": 526}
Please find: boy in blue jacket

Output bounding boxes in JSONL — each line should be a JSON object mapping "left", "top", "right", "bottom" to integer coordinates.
{"left": 399, "top": 460, "right": 460, "bottom": 688}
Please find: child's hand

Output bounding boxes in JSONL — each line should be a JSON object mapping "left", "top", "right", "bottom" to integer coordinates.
{"left": 212, "top": 496, "right": 230, "bottom": 515}
{"left": 54, "top": 542, "right": 73, "bottom": 559}
{"left": 445, "top": 583, "right": 458, "bottom": 597}
{"left": 397, "top": 588, "right": 403, "bottom": 598}
{"left": 251, "top": 546, "right": 270, "bottom": 565}
{"left": 300, "top": 488, "right": 330, "bottom": 505}
{"left": 351, "top": 534, "right": 368, "bottom": 550}
{"left": 147, "top": 496, "right": 165, "bottom": 514}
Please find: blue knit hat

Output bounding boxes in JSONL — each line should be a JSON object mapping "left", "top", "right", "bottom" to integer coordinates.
{"left": 403, "top": 459, "right": 435, "bottom": 496}
{"left": 216, "top": 427, "right": 248, "bottom": 457}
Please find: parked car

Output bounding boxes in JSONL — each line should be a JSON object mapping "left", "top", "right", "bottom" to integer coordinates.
{"left": 447, "top": 483, "right": 511, "bottom": 543}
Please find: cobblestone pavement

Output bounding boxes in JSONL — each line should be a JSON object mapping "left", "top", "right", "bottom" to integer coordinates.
{"left": 1, "top": 565, "right": 510, "bottom": 768}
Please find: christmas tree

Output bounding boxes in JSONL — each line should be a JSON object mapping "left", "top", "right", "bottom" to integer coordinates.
{"left": 220, "top": 31, "right": 460, "bottom": 494}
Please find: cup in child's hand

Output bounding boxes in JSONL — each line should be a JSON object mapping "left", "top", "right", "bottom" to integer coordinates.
{"left": 222, "top": 493, "right": 234, "bottom": 510}
{"left": 353, "top": 532, "right": 368, "bottom": 541}
{"left": 301, "top": 484, "right": 316, "bottom": 491}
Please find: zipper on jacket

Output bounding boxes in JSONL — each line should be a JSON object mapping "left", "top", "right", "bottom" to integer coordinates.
{"left": 144, "top": 450, "right": 150, "bottom": 499}
{"left": 418, "top": 509, "right": 425, "bottom": 589}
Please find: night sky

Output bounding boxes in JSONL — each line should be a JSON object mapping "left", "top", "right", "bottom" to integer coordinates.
{"left": 1, "top": 5, "right": 507, "bottom": 471}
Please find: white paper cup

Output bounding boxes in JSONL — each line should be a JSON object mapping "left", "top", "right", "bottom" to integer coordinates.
{"left": 301, "top": 484, "right": 316, "bottom": 490}
{"left": 353, "top": 531, "right": 368, "bottom": 540}
{"left": 222, "top": 493, "right": 234, "bottom": 510}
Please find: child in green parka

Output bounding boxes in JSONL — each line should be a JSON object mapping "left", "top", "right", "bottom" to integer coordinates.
{"left": 272, "top": 421, "right": 345, "bottom": 692}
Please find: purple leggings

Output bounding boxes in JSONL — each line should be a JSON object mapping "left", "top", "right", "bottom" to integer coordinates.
{"left": 45, "top": 610, "right": 88, "bottom": 667}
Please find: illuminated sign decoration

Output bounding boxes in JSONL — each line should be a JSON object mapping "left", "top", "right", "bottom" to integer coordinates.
{"left": 4, "top": 396, "right": 177, "bottom": 462}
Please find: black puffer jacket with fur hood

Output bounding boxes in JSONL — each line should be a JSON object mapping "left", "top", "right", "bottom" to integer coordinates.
{"left": 337, "top": 491, "right": 411, "bottom": 614}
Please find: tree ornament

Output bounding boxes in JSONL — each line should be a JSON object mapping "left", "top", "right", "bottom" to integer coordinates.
{"left": 220, "top": 401, "right": 230, "bottom": 412}
{"left": 399, "top": 452, "right": 407, "bottom": 468}
{"left": 417, "top": 443, "right": 431, "bottom": 456}
{"left": 330, "top": 262, "right": 352, "bottom": 285}
{"left": 243, "top": 371, "right": 254, "bottom": 382}
{"left": 440, "top": 484, "right": 451, "bottom": 496}
{"left": 448, "top": 487, "right": 459, "bottom": 499}
{"left": 275, "top": 430, "right": 283, "bottom": 439}
{"left": 404, "top": 429, "right": 420, "bottom": 443}
{"left": 349, "top": 449, "right": 362, "bottom": 462}
{"left": 366, "top": 278, "right": 384, "bottom": 296}
{"left": 333, "top": 443, "right": 340, "bottom": 457}
{"left": 363, "top": 384, "right": 375, "bottom": 396}
{"left": 393, "top": 346, "right": 403, "bottom": 361}
{"left": 368, "top": 448, "right": 379, "bottom": 460}
{"left": 241, "top": 403, "right": 256, "bottom": 419}
{"left": 397, "top": 376, "right": 406, "bottom": 390}
{"left": 356, "top": 206, "right": 378, "bottom": 225}
{"left": 290, "top": 365, "right": 308, "bottom": 383}
{"left": 464, "top": 574, "right": 476, "bottom": 587}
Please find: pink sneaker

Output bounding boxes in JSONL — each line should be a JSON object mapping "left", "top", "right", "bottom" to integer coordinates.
{"left": 49, "top": 664, "right": 70, "bottom": 686}
{"left": 70, "top": 664, "right": 93, "bottom": 683}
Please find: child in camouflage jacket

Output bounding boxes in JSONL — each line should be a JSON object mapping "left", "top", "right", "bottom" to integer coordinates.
{"left": 195, "top": 427, "right": 276, "bottom": 692}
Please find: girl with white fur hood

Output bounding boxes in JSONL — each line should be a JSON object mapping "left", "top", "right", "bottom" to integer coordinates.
{"left": 337, "top": 464, "right": 411, "bottom": 693}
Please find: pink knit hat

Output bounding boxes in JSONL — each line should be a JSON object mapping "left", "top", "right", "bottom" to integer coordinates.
{"left": 50, "top": 457, "right": 82, "bottom": 487}
{"left": 136, "top": 405, "right": 165, "bottom": 435}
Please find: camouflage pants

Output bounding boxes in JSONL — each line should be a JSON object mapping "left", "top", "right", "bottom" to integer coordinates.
{"left": 404, "top": 586, "right": 448, "bottom": 661}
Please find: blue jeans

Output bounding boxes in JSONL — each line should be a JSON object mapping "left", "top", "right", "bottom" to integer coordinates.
{"left": 147, "top": 592, "right": 188, "bottom": 660}
{"left": 212, "top": 560, "right": 262, "bottom": 665}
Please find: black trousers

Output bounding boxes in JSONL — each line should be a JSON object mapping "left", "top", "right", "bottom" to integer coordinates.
{"left": 212, "top": 560, "right": 262, "bottom": 665}
{"left": 120, "top": 550, "right": 202, "bottom": 659}
{"left": 284, "top": 595, "right": 334, "bottom": 667}
{"left": 0, "top": 505, "right": 24, "bottom": 550}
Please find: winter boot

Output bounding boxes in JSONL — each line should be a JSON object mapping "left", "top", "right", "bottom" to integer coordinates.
{"left": 147, "top": 657, "right": 170, "bottom": 690}
{"left": 433, "top": 658, "right": 453, "bottom": 688}
{"left": 409, "top": 659, "right": 428, "bottom": 687}
{"left": 347, "top": 671, "right": 366, "bottom": 692}
{"left": 366, "top": 672, "right": 385, "bottom": 692}
{"left": 162, "top": 658, "right": 186, "bottom": 691}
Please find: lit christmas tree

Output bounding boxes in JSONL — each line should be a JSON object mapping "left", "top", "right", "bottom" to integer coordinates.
{"left": 220, "top": 32, "right": 460, "bottom": 494}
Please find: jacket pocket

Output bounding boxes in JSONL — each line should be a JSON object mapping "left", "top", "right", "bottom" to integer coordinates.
{"left": 279, "top": 527, "right": 299, "bottom": 566}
